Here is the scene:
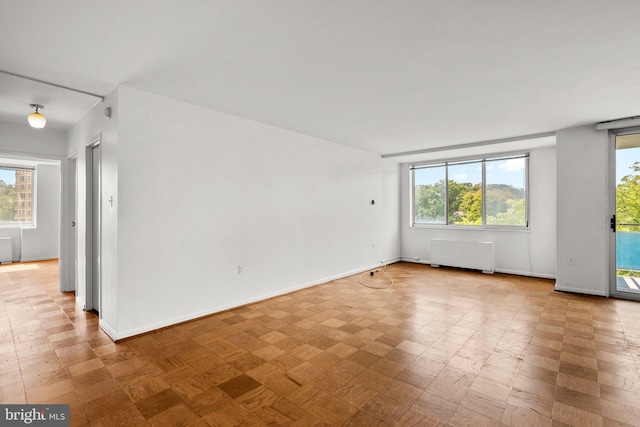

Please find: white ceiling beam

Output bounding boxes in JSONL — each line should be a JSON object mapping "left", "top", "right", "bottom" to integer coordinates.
{"left": 595, "top": 117, "right": 640, "bottom": 131}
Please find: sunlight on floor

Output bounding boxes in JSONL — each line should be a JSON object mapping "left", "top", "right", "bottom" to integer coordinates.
{"left": 0, "top": 263, "right": 40, "bottom": 273}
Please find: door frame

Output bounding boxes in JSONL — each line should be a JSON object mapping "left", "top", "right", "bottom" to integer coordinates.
{"left": 61, "top": 153, "right": 77, "bottom": 292}
{"left": 609, "top": 126, "right": 640, "bottom": 300}
{"left": 85, "top": 135, "right": 101, "bottom": 313}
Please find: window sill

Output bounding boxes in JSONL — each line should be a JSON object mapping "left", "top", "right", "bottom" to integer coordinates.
{"left": 410, "top": 224, "right": 530, "bottom": 232}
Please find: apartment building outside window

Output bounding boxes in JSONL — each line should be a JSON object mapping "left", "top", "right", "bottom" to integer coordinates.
{"left": 0, "top": 167, "right": 34, "bottom": 225}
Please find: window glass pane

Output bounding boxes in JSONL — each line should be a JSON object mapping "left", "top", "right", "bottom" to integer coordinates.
{"left": 0, "top": 168, "right": 33, "bottom": 224}
{"left": 448, "top": 162, "right": 482, "bottom": 225}
{"left": 485, "top": 158, "right": 526, "bottom": 225}
{"left": 414, "top": 166, "right": 446, "bottom": 223}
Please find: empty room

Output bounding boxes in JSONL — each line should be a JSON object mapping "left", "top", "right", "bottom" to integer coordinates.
{"left": 1, "top": 1, "right": 640, "bottom": 426}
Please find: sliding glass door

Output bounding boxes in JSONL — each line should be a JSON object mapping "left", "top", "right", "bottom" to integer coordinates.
{"left": 612, "top": 131, "right": 640, "bottom": 298}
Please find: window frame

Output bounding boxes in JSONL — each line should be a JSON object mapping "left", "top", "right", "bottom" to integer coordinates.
{"left": 0, "top": 165, "right": 36, "bottom": 227}
{"left": 410, "top": 152, "right": 529, "bottom": 230}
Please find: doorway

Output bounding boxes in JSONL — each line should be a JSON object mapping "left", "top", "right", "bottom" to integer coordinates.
{"left": 611, "top": 131, "right": 640, "bottom": 298}
{"left": 86, "top": 139, "right": 101, "bottom": 313}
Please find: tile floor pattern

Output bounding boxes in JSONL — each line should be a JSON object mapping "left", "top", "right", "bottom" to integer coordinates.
{"left": 2, "top": 261, "right": 640, "bottom": 426}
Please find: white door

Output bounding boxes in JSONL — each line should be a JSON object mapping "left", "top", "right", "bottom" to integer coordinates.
{"left": 60, "top": 156, "right": 77, "bottom": 293}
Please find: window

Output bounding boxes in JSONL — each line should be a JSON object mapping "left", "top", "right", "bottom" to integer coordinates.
{"left": 414, "top": 164, "right": 446, "bottom": 223}
{"left": 0, "top": 167, "right": 35, "bottom": 225}
{"left": 412, "top": 154, "right": 528, "bottom": 228}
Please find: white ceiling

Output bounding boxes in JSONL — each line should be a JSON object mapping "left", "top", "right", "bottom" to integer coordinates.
{"left": 1, "top": 1, "right": 640, "bottom": 157}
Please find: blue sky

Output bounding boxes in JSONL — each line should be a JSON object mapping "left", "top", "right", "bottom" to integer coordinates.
{"left": 415, "top": 158, "right": 526, "bottom": 188}
{"left": 0, "top": 169, "right": 15, "bottom": 185}
{"left": 415, "top": 147, "right": 640, "bottom": 189}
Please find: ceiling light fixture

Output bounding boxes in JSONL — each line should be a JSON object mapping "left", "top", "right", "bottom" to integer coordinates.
{"left": 28, "top": 104, "right": 46, "bottom": 129}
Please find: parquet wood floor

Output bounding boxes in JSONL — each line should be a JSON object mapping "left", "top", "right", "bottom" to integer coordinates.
{"left": 2, "top": 260, "right": 640, "bottom": 426}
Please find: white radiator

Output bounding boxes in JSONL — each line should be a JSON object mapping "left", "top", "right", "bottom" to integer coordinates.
{"left": 0, "top": 237, "right": 12, "bottom": 264}
{"left": 431, "top": 238, "right": 494, "bottom": 274}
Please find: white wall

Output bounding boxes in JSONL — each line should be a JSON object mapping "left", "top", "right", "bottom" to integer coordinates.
{"left": 114, "top": 86, "right": 399, "bottom": 339}
{"left": 0, "top": 121, "right": 67, "bottom": 158}
{"left": 21, "top": 164, "right": 60, "bottom": 261}
{"left": 555, "top": 125, "right": 609, "bottom": 296}
{"left": 399, "top": 146, "right": 557, "bottom": 278}
{"left": 65, "top": 85, "right": 399, "bottom": 340}
{"left": 66, "top": 89, "right": 119, "bottom": 333}
{"left": 380, "top": 160, "right": 401, "bottom": 262}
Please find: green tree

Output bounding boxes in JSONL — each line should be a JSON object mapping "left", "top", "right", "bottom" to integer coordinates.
{"left": 486, "top": 184, "right": 524, "bottom": 218}
{"left": 415, "top": 180, "right": 445, "bottom": 222}
{"left": 416, "top": 180, "right": 526, "bottom": 225}
{"left": 485, "top": 184, "right": 525, "bottom": 225}
{"left": 457, "top": 187, "right": 482, "bottom": 224}
{"left": 0, "top": 180, "right": 16, "bottom": 222}
{"left": 487, "top": 198, "right": 525, "bottom": 225}
{"left": 617, "top": 161, "right": 640, "bottom": 232}
{"left": 416, "top": 180, "right": 484, "bottom": 224}
{"left": 448, "top": 180, "right": 478, "bottom": 224}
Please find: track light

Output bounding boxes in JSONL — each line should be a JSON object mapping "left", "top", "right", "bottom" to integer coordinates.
{"left": 28, "top": 104, "right": 46, "bottom": 128}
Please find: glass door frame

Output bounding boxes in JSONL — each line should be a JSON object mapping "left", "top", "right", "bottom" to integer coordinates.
{"left": 609, "top": 126, "right": 640, "bottom": 300}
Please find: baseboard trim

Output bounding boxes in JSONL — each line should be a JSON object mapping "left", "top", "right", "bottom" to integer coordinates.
{"left": 400, "top": 257, "right": 556, "bottom": 279}
{"left": 400, "top": 257, "right": 431, "bottom": 265}
{"left": 112, "top": 262, "right": 390, "bottom": 341}
{"left": 495, "top": 268, "right": 556, "bottom": 280}
{"left": 99, "top": 320, "right": 118, "bottom": 341}
{"left": 554, "top": 284, "right": 608, "bottom": 297}
{"left": 381, "top": 257, "right": 402, "bottom": 266}
{"left": 20, "top": 256, "right": 58, "bottom": 263}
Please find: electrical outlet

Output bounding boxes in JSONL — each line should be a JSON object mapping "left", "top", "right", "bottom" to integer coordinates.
{"left": 567, "top": 258, "right": 575, "bottom": 265}
{"left": 238, "top": 265, "right": 243, "bottom": 275}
